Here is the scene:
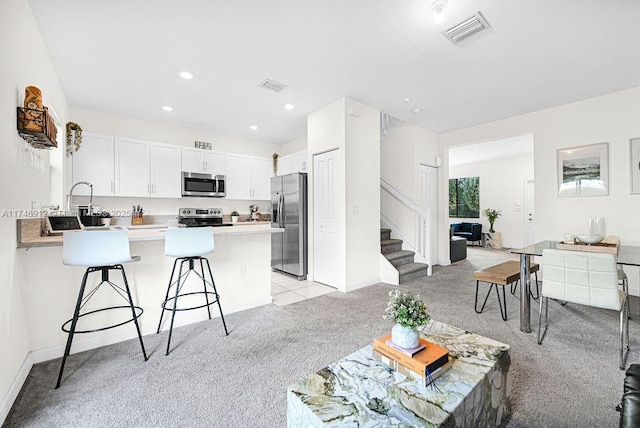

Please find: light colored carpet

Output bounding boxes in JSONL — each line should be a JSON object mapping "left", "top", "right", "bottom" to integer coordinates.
{"left": 4, "top": 247, "right": 637, "bottom": 427}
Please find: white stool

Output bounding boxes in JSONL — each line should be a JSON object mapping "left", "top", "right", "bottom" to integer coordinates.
{"left": 156, "top": 227, "right": 229, "bottom": 355}
{"left": 57, "top": 230, "right": 148, "bottom": 388}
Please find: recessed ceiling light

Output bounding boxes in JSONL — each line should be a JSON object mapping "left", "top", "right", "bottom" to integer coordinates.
{"left": 411, "top": 108, "right": 423, "bottom": 114}
{"left": 179, "top": 71, "right": 193, "bottom": 80}
{"left": 403, "top": 97, "right": 412, "bottom": 103}
{"left": 162, "top": 106, "right": 173, "bottom": 112}
{"left": 284, "top": 104, "right": 295, "bottom": 111}
{"left": 249, "top": 125, "right": 259, "bottom": 131}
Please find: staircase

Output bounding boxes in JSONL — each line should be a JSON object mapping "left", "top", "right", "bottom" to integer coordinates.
{"left": 381, "top": 228, "right": 429, "bottom": 283}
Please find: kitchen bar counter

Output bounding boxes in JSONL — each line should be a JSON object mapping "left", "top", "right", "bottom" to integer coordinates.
{"left": 16, "top": 218, "right": 283, "bottom": 359}
{"left": 16, "top": 219, "right": 282, "bottom": 248}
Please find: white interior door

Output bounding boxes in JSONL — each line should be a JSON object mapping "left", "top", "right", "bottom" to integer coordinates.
{"left": 420, "top": 165, "right": 438, "bottom": 274}
{"left": 313, "top": 149, "right": 339, "bottom": 287}
{"left": 524, "top": 180, "right": 535, "bottom": 245}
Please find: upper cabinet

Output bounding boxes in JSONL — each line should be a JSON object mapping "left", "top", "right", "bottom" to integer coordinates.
{"left": 115, "top": 138, "right": 150, "bottom": 197}
{"left": 278, "top": 150, "right": 308, "bottom": 176}
{"left": 72, "top": 132, "right": 115, "bottom": 196}
{"left": 182, "top": 147, "right": 225, "bottom": 175}
{"left": 150, "top": 143, "right": 182, "bottom": 197}
{"left": 113, "top": 137, "right": 181, "bottom": 198}
{"left": 225, "top": 153, "right": 272, "bottom": 200}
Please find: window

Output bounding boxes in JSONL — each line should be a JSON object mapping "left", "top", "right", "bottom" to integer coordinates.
{"left": 449, "top": 177, "right": 479, "bottom": 218}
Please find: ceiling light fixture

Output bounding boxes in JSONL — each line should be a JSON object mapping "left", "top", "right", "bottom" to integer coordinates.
{"left": 412, "top": 108, "right": 423, "bottom": 114}
{"left": 249, "top": 125, "right": 259, "bottom": 131}
{"left": 162, "top": 106, "right": 173, "bottom": 112}
{"left": 403, "top": 97, "right": 412, "bottom": 103}
{"left": 179, "top": 71, "right": 193, "bottom": 80}
{"left": 284, "top": 104, "right": 295, "bottom": 111}
{"left": 432, "top": 0, "right": 448, "bottom": 24}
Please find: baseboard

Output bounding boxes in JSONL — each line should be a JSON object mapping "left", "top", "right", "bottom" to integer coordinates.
{"left": 30, "top": 296, "right": 273, "bottom": 364}
{"left": 346, "top": 277, "right": 380, "bottom": 292}
{"left": 1, "top": 352, "right": 33, "bottom": 426}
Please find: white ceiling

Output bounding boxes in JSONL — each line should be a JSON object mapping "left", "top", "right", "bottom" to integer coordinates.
{"left": 27, "top": 0, "right": 640, "bottom": 144}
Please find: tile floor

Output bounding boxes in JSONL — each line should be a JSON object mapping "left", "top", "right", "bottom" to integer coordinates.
{"left": 271, "top": 271, "right": 336, "bottom": 306}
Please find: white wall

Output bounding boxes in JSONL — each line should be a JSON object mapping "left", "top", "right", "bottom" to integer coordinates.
{"left": 279, "top": 135, "right": 307, "bottom": 156}
{"left": 449, "top": 154, "right": 534, "bottom": 249}
{"left": 380, "top": 124, "right": 439, "bottom": 260}
{"left": 344, "top": 98, "right": 380, "bottom": 289}
{"left": 0, "top": 0, "right": 68, "bottom": 420}
{"left": 307, "top": 97, "right": 381, "bottom": 291}
{"left": 439, "top": 87, "right": 640, "bottom": 294}
{"left": 307, "top": 98, "right": 347, "bottom": 289}
{"left": 69, "top": 108, "right": 280, "bottom": 217}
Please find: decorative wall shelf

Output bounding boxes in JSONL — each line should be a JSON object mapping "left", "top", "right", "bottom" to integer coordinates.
{"left": 17, "top": 107, "right": 58, "bottom": 149}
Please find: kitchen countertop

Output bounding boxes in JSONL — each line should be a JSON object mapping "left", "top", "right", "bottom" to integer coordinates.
{"left": 17, "top": 219, "right": 283, "bottom": 248}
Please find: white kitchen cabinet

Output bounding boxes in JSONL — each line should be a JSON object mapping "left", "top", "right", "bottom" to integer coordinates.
{"left": 251, "top": 157, "right": 271, "bottom": 200}
{"left": 181, "top": 147, "right": 225, "bottom": 175}
{"left": 150, "top": 143, "right": 181, "bottom": 197}
{"left": 225, "top": 153, "right": 272, "bottom": 200}
{"left": 71, "top": 132, "right": 115, "bottom": 196}
{"left": 115, "top": 138, "right": 182, "bottom": 198}
{"left": 277, "top": 150, "right": 308, "bottom": 176}
{"left": 115, "top": 138, "right": 150, "bottom": 197}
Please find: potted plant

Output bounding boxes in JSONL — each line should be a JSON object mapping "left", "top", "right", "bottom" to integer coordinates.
{"left": 482, "top": 208, "right": 502, "bottom": 233}
{"left": 383, "top": 290, "right": 430, "bottom": 349}
{"left": 230, "top": 210, "right": 239, "bottom": 223}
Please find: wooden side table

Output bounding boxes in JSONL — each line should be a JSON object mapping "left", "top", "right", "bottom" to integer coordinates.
{"left": 483, "top": 232, "right": 502, "bottom": 249}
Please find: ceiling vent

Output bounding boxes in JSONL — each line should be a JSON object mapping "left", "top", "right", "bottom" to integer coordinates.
{"left": 258, "top": 79, "right": 288, "bottom": 93}
{"left": 442, "top": 12, "right": 490, "bottom": 45}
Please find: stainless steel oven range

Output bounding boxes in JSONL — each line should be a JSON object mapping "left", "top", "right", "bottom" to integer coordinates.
{"left": 178, "top": 208, "right": 233, "bottom": 228}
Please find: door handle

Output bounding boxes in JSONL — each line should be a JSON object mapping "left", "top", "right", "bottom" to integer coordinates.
{"left": 278, "top": 194, "right": 285, "bottom": 228}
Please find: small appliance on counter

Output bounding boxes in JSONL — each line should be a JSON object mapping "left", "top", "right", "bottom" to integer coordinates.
{"left": 249, "top": 204, "right": 260, "bottom": 221}
{"left": 178, "top": 208, "right": 233, "bottom": 227}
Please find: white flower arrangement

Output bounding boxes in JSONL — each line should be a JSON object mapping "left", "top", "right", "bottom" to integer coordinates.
{"left": 383, "top": 289, "right": 429, "bottom": 329}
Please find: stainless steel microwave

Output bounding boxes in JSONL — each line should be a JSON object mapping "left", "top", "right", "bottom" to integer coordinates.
{"left": 181, "top": 172, "right": 225, "bottom": 197}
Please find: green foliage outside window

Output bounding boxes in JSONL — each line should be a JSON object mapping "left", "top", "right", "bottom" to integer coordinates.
{"left": 449, "top": 177, "right": 479, "bottom": 218}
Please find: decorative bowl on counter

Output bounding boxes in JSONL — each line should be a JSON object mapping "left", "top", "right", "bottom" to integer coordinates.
{"left": 576, "top": 234, "right": 604, "bottom": 245}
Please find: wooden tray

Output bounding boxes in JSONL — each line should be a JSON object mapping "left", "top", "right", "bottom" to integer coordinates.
{"left": 557, "top": 236, "right": 619, "bottom": 254}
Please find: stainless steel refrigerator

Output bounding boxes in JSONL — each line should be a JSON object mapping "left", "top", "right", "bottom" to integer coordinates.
{"left": 271, "top": 172, "right": 308, "bottom": 279}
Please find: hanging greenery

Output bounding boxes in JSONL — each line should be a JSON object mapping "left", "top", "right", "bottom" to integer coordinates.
{"left": 65, "top": 122, "right": 83, "bottom": 156}
{"left": 272, "top": 152, "right": 279, "bottom": 175}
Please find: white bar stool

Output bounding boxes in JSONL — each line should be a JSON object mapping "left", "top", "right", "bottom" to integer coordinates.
{"left": 57, "top": 230, "right": 148, "bottom": 388}
{"left": 157, "top": 227, "right": 229, "bottom": 355}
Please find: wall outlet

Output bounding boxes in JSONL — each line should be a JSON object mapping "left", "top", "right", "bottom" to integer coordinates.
{"left": 239, "top": 264, "right": 247, "bottom": 277}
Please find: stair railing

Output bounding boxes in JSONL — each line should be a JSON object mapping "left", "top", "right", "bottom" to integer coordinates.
{"left": 380, "top": 177, "right": 428, "bottom": 263}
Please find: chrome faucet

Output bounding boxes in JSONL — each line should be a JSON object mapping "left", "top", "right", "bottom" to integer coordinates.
{"left": 67, "top": 181, "right": 93, "bottom": 214}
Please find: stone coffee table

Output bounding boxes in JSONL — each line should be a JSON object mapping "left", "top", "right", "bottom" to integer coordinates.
{"left": 287, "top": 319, "right": 511, "bottom": 427}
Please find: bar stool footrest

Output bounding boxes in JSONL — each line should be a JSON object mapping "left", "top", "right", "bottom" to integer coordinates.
{"left": 61, "top": 305, "right": 144, "bottom": 334}
{"left": 160, "top": 291, "right": 220, "bottom": 312}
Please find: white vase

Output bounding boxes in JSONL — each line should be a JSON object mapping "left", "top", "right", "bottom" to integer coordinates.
{"left": 391, "top": 323, "right": 420, "bottom": 349}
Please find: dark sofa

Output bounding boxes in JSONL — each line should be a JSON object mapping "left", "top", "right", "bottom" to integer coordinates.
{"left": 451, "top": 222, "right": 482, "bottom": 246}
{"left": 620, "top": 364, "right": 640, "bottom": 427}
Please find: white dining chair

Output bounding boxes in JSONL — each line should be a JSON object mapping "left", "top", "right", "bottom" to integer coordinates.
{"left": 58, "top": 230, "right": 148, "bottom": 388}
{"left": 538, "top": 249, "right": 629, "bottom": 369}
